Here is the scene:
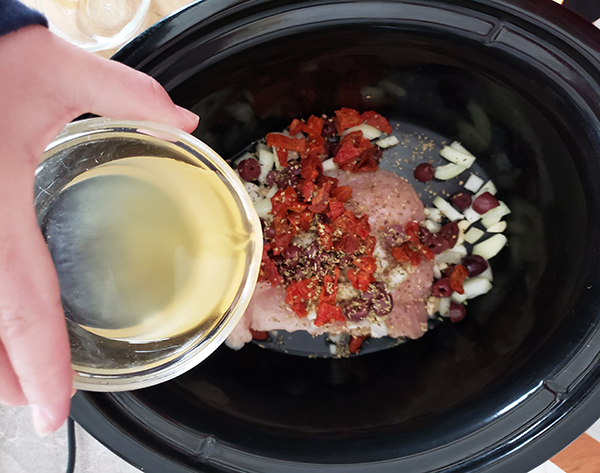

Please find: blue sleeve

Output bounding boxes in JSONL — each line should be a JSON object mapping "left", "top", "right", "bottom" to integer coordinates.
{"left": 0, "top": 0, "right": 48, "bottom": 37}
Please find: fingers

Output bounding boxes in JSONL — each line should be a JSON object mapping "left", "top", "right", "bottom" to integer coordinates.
{"left": 54, "top": 34, "right": 199, "bottom": 133}
{"left": 0, "top": 193, "right": 73, "bottom": 435}
{"left": 0, "top": 338, "right": 27, "bottom": 406}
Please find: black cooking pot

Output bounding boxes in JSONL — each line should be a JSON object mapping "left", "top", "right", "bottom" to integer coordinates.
{"left": 70, "top": 1, "right": 600, "bottom": 471}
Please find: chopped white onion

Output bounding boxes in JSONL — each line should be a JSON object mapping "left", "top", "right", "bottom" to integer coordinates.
{"left": 426, "top": 297, "right": 441, "bottom": 316}
{"left": 258, "top": 148, "right": 275, "bottom": 184}
{"left": 329, "top": 344, "right": 338, "bottom": 355}
{"left": 253, "top": 198, "right": 272, "bottom": 218}
{"left": 426, "top": 207, "right": 442, "bottom": 223}
{"left": 439, "top": 297, "right": 451, "bottom": 317}
{"left": 457, "top": 220, "right": 471, "bottom": 231}
{"left": 425, "top": 219, "right": 442, "bottom": 233}
{"left": 464, "top": 227, "right": 485, "bottom": 244}
{"left": 434, "top": 162, "right": 468, "bottom": 180}
{"left": 472, "top": 234, "right": 507, "bottom": 260}
{"left": 463, "top": 207, "right": 482, "bottom": 224}
{"left": 265, "top": 184, "right": 279, "bottom": 199}
{"left": 433, "top": 264, "right": 442, "bottom": 279}
{"left": 474, "top": 179, "right": 498, "bottom": 198}
{"left": 370, "top": 320, "right": 389, "bottom": 338}
{"left": 387, "top": 266, "right": 409, "bottom": 290}
{"left": 464, "top": 174, "right": 485, "bottom": 193}
{"left": 343, "top": 123, "right": 382, "bottom": 140}
{"left": 375, "top": 135, "right": 400, "bottom": 148}
{"left": 244, "top": 182, "right": 261, "bottom": 202}
{"left": 451, "top": 291, "right": 468, "bottom": 304}
{"left": 486, "top": 221, "right": 507, "bottom": 233}
{"left": 272, "top": 146, "right": 283, "bottom": 171}
{"left": 440, "top": 142, "right": 476, "bottom": 167}
{"left": 481, "top": 201, "right": 511, "bottom": 228}
{"left": 322, "top": 158, "right": 339, "bottom": 171}
{"left": 434, "top": 249, "right": 465, "bottom": 265}
{"left": 433, "top": 196, "right": 464, "bottom": 222}
{"left": 463, "top": 277, "right": 493, "bottom": 299}
{"left": 478, "top": 266, "right": 493, "bottom": 282}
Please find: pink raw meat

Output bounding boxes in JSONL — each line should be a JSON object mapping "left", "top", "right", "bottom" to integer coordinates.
{"left": 226, "top": 169, "right": 433, "bottom": 350}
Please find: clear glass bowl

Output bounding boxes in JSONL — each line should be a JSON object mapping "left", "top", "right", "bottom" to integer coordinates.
{"left": 35, "top": 0, "right": 151, "bottom": 52}
{"left": 34, "top": 118, "right": 262, "bottom": 391}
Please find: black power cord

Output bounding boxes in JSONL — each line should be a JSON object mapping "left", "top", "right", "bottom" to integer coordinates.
{"left": 65, "top": 417, "right": 77, "bottom": 473}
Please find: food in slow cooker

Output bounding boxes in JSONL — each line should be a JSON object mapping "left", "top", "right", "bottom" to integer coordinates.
{"left": 226, "top": 108, "right": 509, "bottom": 354}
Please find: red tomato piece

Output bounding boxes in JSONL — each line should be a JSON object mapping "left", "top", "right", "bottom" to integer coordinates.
{"left": 276, "top": 149, "right": 288, "bottom": 168}
{"left": 449, "top": 264, "right": 469, "bottom": 294}
{"left": 331, "top": 185, "right": 353, "bottom": 202}
{"left": 326, "top": 199, "right": 346, "bottom": 220}
{"left": 319, "top": 267, "right": 340, "bottom": 305}
{"left": 302, "top": 115, "right": 324, "bottom": 140}
{"left": 348, "top": 335, "right": 367, "bottom": 354}
{"left": 353, "top": 256, "right": 377, "bottom": 275}
{"left": 285, "top": 278, "right": 318, "bottom": 305}
{"left": 291, "top": 301, "right": 308, "bottom": 318}
{"left": 289, "top": 118, "right": 304, "bottom": 136}
{"left": 266, "top": 133, "right": 307, "bottom": 153}
{"left": 361, "top": 110, "right": 393, "bottom": 134}
{"left": 392, "top": 242, "right": 422, "bottom": 267}
{"left": 336, "top": 234, "right": 360, "bottom": 255}
{"left": 308, "top": 181, "right": 332, "bottom": 213}
{"left": 261, "top": 250, "right": 283, "bottom": 287}
{"left": 314, "top": 303, "right": 346, "bottom": 327}
{"left": 334, "top": 108, "right": 363, "bottom": 134}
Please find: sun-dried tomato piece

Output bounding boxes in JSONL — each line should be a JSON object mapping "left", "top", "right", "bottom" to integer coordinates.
{"left": 334, "top": 107, "right": 363, "bottom": 134}
{"left": 326, "top": 199, "right": 346, "bottom": 220}
{"left": 352, "top": 146, "right": 379, "bottom": 173}
{"left": 449, "top": 264, "right": 469, "bottom": 294}
{"left": 318, "top": 223, "right": 334, "bottom": 250}
{"left": 266, "top": 133, "right": 307, "bottom": 153}
{"left": 308, "top": 180, "right": 332, "bottom": 213}
{"left": 347, "top": 268, "right": 374, "bottom": 291}
{"left": 291, "top": 301, "right": 308, "bottom": 317}
{"left": 302, "top": 115, "right": 324, "bottom": 140}
{"left": 361, "top": 110, "right": 392, "bottom": 134}
{"left": 271, "top": 187, "right": 298, "bottom": 213}
{"left": 260, "top": 247, "right": 283, "bottom": 287}
{"left": 356, "top": 215, "right": 371, "bottom": 238}
{"left": 391, "top": 242, "right": 422, "bottom": 267}
{"left": 319, "top": 267, "right": 340, "bottom": 305}
{"left": 348, "top": 335, "right": 367, "bottom": 354}
{"left": 336, "top": 234, "right": 360, "bottom": 255}
{"left": 331, "top": 185, "right": 353, "bottom": 202}
{"left": 286, "top": 277, "right": 318, "bottom": 305}
{"left": 276, "top": 149, "right": 288, "bottom": 168}
{"left": 301, "top": 152, "right": 323, "bottom": 182}
{"left": 288, "top": 118, "right": 304, "bottom": 136}
{"left": 353, "top": 256, "right": 377, "bottom": 275}
{"left": 364, "top": 235, "right": 377, "bottom": 257}
{"left": 314, "top": 303, "right": 346, "bottom": 327}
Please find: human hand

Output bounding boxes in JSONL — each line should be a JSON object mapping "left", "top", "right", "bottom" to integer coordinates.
{"left": 0, "top": 25, "right": 198, "bottom": 435}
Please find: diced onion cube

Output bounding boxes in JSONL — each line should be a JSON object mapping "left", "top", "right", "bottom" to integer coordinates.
{"left": 487, "top": 221, "right": 507, "bottom": 233}
{"left": 265, "top": 184, "right": 279, "bottom": 199}
{"left": 464, "top": 174, "right": 485, "bottom": 193}
{"left": 434, "top": 249, "right": 465, "bottom": 265}
{"left": 481, "top": 201, "right": 511, "bottom": 228}
{"left": 439, "top": 297, "right": 451, "bottom": 317}
{"left": 457, "top": 220, "right": 471, "bottom": 231}
{"left": 451, "top": 292, "right": 468, "bottom": 304}
{"left": 258, "top": 148, "right": 275, "bottom": 184}
{"left": 440, "top": 142, "right": 476, "bottom": 167}
{"left": 370, "top": 320, "right": 389, "bottom": 338}
{"left": 474, "top": 179, "right": 498, "bottom": 198}
{"left": 478, "top": 266, "right": 493, "bottom": 282}
{"left": 425, "top": 219, "right": 442, "bottom": 233}
{"left": 244, "top": 182, "right": 261, "bottom": 202}
{"left": 375, "top": 135, "right": 399, "bottom": 148}
{"left": 463, "top": 277, "right": 493, "bottom": 299}
{"left": 464, "top": 227, "right": 485, "bottom": 244}
{"left": 463, "top": 207, "right": 482, "bottom": 223}
{"left": 434, "top": 162, "right": 468, "bottom": 180}
{"left": 426, "top": 207, "right": 442, "bottom": 222}
{"left": 472, "top": 234, "right": 507, "bottom": 260}
{"left": 322, "top": 158, "right": 338, "bottom": 171}
{"left": 427, "top": 297, "right": 441, "bottom": 316}
{"left": 433, "top": 264, "right": 442, "bottom": 279}
{"left": 387, "top": 266, "right": 409, "bottom": 290}
{"left": 433, "top": 196, "right": 464, "bottom": 222}
{"left": 253, "top": 198, "right": 272, "bottom": 218}
{"left": 343, "top": 123, "right": 382, "bottom": 140}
